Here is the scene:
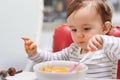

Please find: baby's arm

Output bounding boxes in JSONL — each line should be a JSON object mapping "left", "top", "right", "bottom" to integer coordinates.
{"left": 22, "top": 37, "right": 71, "bottom": 63}
{"left": 88, "top": 35, "right": 120, "bottom": 60}
{"left": 101, "top": 35, "right": 120, "bottom": 60}
{"left": 28, "top": 43, "right": 77, "bottom": 63}
{"left": 22, "top": 37, "right": 37, "bottom": 57}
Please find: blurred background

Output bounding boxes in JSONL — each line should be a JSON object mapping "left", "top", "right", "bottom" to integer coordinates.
{"left": 0, "top": 0, "right": 120, "bottom": 71}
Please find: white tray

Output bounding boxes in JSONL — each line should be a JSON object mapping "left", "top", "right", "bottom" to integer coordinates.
{"left": 6, "top": 71, "right": 114, "bottom": 80}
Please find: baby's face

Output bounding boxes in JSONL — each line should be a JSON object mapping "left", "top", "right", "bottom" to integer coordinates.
{"left": 67, "top": 5, "right": 105, "bottom": 49}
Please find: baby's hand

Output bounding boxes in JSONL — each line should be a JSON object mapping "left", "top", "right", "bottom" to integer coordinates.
{"left": 22, "top": 37, "right": 37, "bottom": 57}
{"left": 87, "top": 35, "right": 103, "bottom": 52}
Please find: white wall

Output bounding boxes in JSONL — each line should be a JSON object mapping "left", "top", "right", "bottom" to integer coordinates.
{"left": 0, "top": 0, "right": 43, "bottom": 71}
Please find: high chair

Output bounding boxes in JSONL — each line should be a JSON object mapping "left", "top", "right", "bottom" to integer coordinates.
{"left": 52, "top": 24, "right": 120, "bottom": 79}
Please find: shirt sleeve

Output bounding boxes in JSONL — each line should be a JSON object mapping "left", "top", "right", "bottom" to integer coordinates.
{"left": 101, "top": 35, "right": 120, "bottom": 61}
{"left": 28, "top": 43, "right": 79, "bottom": 63}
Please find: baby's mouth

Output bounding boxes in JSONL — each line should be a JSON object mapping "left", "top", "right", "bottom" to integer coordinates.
{"left": 79, "top": 41, "right": 85, "bottom": 44}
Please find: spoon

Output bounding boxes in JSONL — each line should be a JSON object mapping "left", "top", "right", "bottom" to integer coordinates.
{"left": 69, "top": 52, "right": 92, "bottom": 72}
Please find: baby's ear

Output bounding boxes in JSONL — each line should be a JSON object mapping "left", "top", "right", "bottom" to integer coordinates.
{"left": 103, "top": 21, "right": 111, "bottom": 34}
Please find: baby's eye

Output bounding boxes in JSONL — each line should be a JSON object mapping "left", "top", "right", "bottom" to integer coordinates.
{"left": 84, "top": 28, "right": 91, "bottom": 30}
{"left": 71, "top": 29, "right": 77, "bottom": 32}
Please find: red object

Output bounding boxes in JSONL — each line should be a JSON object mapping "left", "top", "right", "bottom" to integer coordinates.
{"left": 52, "top": 24, "right": 73, "bottom": 52}
{"left": 53, "top": 25, "right": 120, "bottom": 79}
{"left": 108, "top": 26, "right": 120, "bottom": 79}
{"left": 108, "top": 26, "right": 120, "bottom": 37}
{"left": 8, "top": 67, "right": 16, "bottom": 76}
{"left": 117, "top": 60, "right": 120, "bottom": 79}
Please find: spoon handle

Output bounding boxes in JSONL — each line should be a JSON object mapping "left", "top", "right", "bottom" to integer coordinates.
{"left": 69, "top": 52, "right": 92, "bottom": 72}
{"left": 68, "top": 64, "right": 79, "bottom": 72}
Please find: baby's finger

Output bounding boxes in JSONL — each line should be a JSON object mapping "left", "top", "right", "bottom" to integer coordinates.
{"left": 26, "top": 40, "right": 33, "bottom": 45}
{"left": 25, "top": 41, "right": 34, "bottom": 52}
{"left": 22, "top": 37, "right": 33, "bottom": 45}
{"left": 87, "top": 40, "right": 98, "bottom": 51}
{"left": 30, "top": 43, "right": 37, "bottom": 50}
{"left": 21, "top": 37, "right": 29, "bottom": 41}
{"left": 92, "top": 37, "right": 102, "bottom": 49}
{"left": 95, "top": 35, "right": 103, "bottom": 45}
{"left": 25, "top": 45, "right": 30, "bottom": 52}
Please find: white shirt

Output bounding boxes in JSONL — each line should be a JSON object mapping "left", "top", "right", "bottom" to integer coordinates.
{"left": 29, "top": 35, "right": 120, "bottom": 79}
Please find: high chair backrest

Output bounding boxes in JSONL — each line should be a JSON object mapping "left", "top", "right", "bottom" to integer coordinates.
{"left": 52, "top": 24, "right": 120, "bottom": 79}
{"left": 118, "top": 60, "right": 120, "bottom": 79}
{"left": 52, "top": 24, "right": 73, "bottom": 52}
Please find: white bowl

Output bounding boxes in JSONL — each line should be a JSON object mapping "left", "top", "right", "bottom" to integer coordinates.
{"left": 33, "top": 61, "right": 88, "bottom": 80}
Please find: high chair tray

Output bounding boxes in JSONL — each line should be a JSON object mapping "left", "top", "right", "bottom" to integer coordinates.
{"left": 6, "top": 71, "right": 116, "bottom": 80}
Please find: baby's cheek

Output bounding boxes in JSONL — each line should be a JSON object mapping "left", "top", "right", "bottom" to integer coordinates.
{"left": 72, "top": 38, "right": 77, "bottom": 43}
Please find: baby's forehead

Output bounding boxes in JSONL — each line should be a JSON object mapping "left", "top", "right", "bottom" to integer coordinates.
{"left": 67, "top": 0, "right": 112, "bottom": 24}
{"left": 70, "top": 1, "right": 101, "bottom": 18}
{"left": 67, "top": 4, "right": 103, "bottom": 27}
{"left": 70, "top": 5, "right": 100, "bottom": 20}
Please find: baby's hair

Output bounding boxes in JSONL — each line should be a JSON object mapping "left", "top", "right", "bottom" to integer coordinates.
{"left": 67, "top": 0, "right": 112, "bottom": 23}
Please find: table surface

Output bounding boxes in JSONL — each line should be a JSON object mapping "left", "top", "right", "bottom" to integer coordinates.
{"left": 6, "top": 71, "right": 118, "bottom": 80}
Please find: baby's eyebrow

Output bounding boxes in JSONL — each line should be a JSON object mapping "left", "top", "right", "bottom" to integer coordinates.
{"left": 82, "top": 24, "right": 91, "bottom": 26}
{"left": 69, "top": 25, "right": 74, "bottom": 28}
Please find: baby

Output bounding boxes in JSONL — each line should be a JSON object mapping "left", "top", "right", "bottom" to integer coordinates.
{"left": 22, "top": 0, "right": 120, "bottom": 79}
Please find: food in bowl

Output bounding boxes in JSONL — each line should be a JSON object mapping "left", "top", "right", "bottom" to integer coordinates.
{"left": 33, "top": 61, "right": 88, "bottom": 80}
{"left": 40, "top": 65, "right": 69, "bottom": 73}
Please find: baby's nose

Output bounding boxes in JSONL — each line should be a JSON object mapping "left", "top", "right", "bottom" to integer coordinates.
{"left": 76, "top": 32, "right": 84, "bottom": 38}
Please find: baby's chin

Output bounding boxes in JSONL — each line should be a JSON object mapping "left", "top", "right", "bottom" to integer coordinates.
{"left": 77, "top": 43, "right": 87, "bottom": 48}
{"left": 78, "top": 45, "right": 87, "bottom": 49}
